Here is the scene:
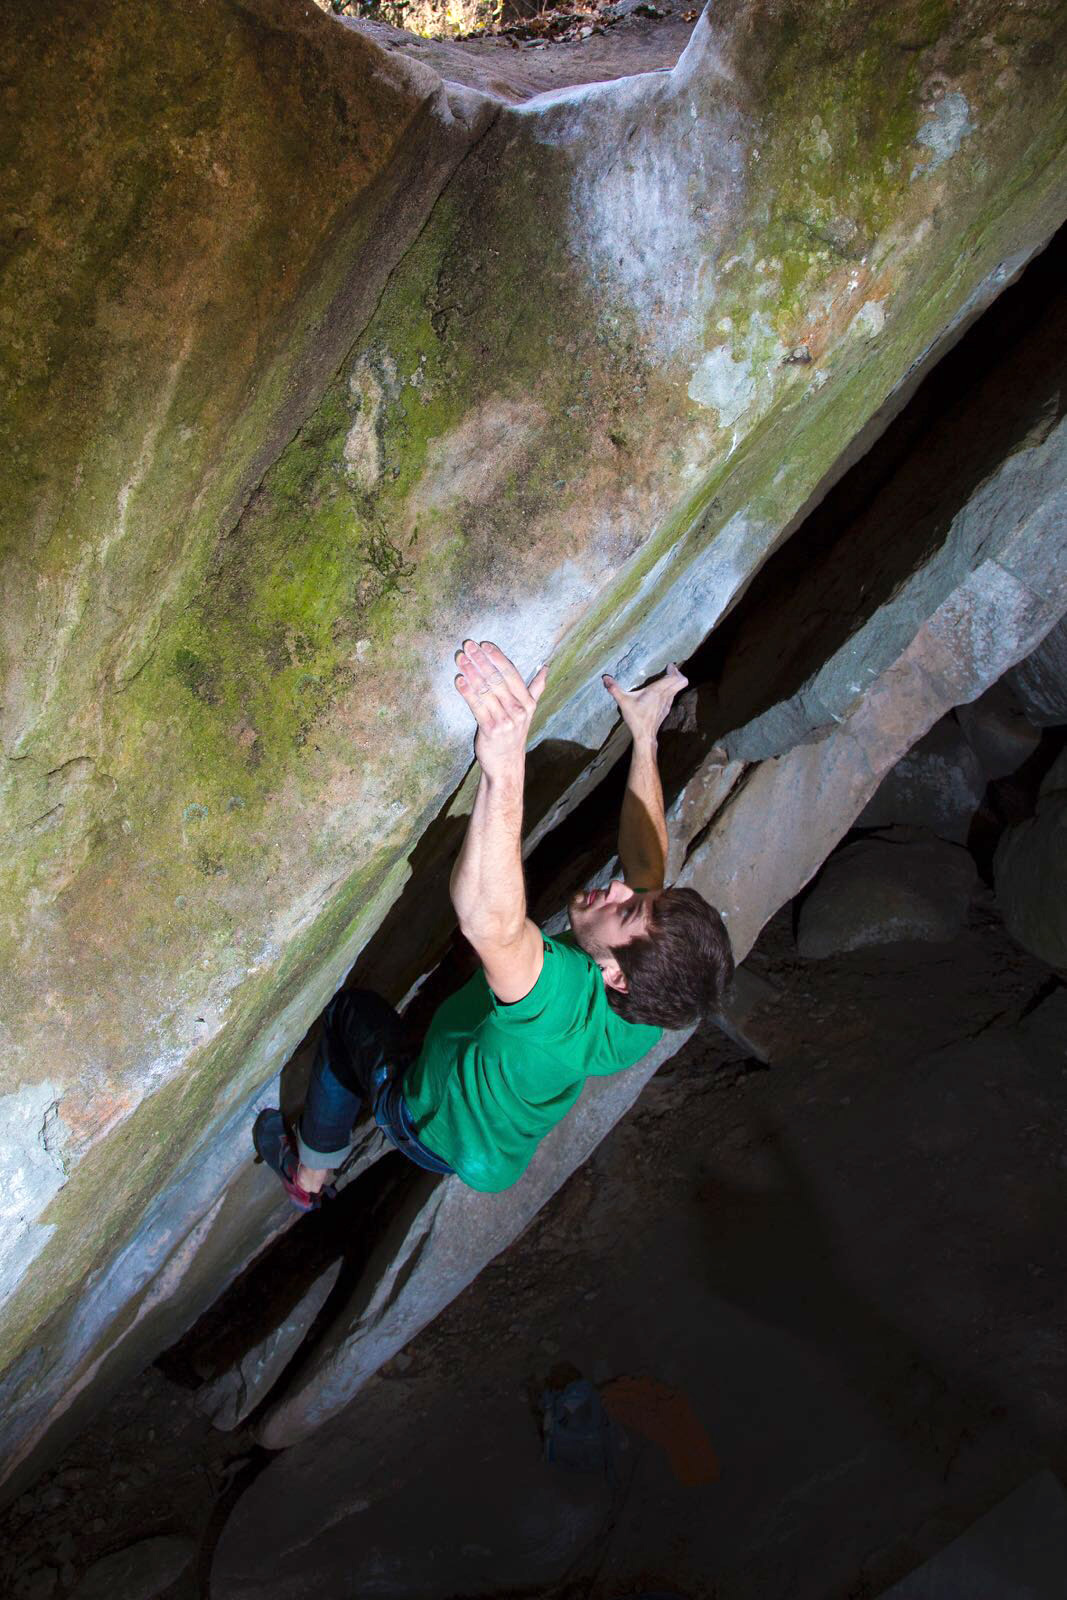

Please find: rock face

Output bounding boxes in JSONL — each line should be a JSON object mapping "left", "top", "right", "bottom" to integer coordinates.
{"left": 194, "top": 1258, "right": 343, "bottom": 1432}
{"left": 2, "top": 0, "right": 1067, "bottom": 1498}
{"left": 677, "top": 536, "right": 1067, "bottom": 962}
{"left": 855, "top": 718, "right": 987, "bottom": 843}
{"left": 955, "top": 680, "right": 1041, "bottom": 782}
{"left": 217, "top": 1382, "right": 614, "bottom": 1600}
{"left": 994, "top": 746, "right": 1067, "bottom": 971}
{"left": 258, "top": 474, "right": 1066, "bottom": 1457}
{"left": 796, "top": 830, "right": 978, "bottom": 959}
{"left": 1006, "top": 613, "right": 1067, "bottom": 726}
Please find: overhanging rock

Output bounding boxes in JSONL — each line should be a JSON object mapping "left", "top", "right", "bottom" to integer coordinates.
{"left": 680, "top": 514, "right": 1067, "bottom": 960}
{"left": 245, "top": 437, "right": 1067, "bottom": 1456}
{"left": 216, "top": 454, "right": 1067, "bottom": 1583}
{"left": 2, "top": 0, "right": 1066, "bottom": 1497}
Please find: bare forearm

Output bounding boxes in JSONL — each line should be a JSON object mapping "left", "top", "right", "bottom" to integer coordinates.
{"left": 450, "top": 765, "right": 528, "bottom": 942}
{"left": 618, "top": 735, "right": 668, "bottom": 889}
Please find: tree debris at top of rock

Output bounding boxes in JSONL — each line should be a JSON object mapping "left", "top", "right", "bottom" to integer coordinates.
{"left": 321, "top": 0, "right": 679, "bottom": 44}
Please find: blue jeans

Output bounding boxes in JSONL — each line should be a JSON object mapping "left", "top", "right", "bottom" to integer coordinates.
{"left": 296, "top": 989, "right": 453, "bottom": 1177}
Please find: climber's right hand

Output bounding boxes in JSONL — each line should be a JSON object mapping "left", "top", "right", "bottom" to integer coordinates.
{"left": 454, "top": 640, "right": 547, "bottom": 779}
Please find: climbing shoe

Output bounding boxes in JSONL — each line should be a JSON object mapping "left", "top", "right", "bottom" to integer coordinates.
{"left": 252, "top": 1108, "right": 334, "bottom": 1213}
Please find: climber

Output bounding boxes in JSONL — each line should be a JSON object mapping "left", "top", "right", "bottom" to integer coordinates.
{"left": 254, "top": 640, "right": 734, "bottom": 1207}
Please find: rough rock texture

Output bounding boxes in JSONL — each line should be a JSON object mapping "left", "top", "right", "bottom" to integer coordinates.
{"left": 796, "top": 830, "right": 978, "bottom": 958}
{"left": 1006, "top": 612, "right": 1067, "bottom": 725}
{"left": 1, "top": 0, "right": 498, "bottom": 1493}
{"left": 665, "top": 745, "right": 746, "bottom": 879}
{"left": 711, "top": 276, "right": 1067, "bottom": 766}
{"left": 955, "top": 679, "right": 1042, "bottom": 781}
{"left": 194, "top": 1258, "right": 343, "bottom": 1431}
{"left": 0, "top": 1083, "right": 68, "bottom": 1296}
{"left": 221, "top": 1391, "right": 613, "bottom": 1600}
{"left": 257, "top": 472, "right": 1067, "bottom": 1453}
{"left": 993, "top": 739, "right": 1067, "bottom": 971}
{"left": 2, "top": 0, "right": 1067, "bottom": 1496}
{"left": 855, "top": 716, "right": 987, "bottom": 842}
{"left": 677, "top": 509, "right": 1067, "bottom": 963}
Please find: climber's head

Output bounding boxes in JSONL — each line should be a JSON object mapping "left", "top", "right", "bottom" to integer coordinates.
{"left": 568, "top": 879, "right": 734, "bottom": 1028}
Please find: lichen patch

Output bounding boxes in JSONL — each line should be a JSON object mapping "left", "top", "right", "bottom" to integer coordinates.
{"left": 0, "top": 1082, "right": 69, "bottom": 1300}
{"left": 912, "top": 91, "right": 975, "bottom": 178}
{"left": 408, "top": 395, "right": 548, "bottom": 519}
{"left": 688, "top": 346, "right": 758, "bottom": 428}
{"left": 344, "top": 355, "right": 395, "bottom": 491}
{"left": 688, "top": 312, "right": 786, "bottom": 431}
{"left": 852, "top": 299, "right": 887, "bottom": 340}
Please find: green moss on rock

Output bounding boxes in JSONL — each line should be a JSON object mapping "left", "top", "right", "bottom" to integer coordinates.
{"left": 2, "top": 0, "right": 1066, "bottom": 1481}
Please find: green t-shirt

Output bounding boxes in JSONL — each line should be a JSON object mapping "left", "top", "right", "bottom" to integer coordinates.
{"left": 403, "top": 931, "right": 662, "bottom": 1194}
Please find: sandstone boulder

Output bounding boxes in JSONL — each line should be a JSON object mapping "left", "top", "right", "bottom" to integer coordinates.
{"left": 994, "top": 740, "right": 1067, "bottom": 971}
{"left": 3, "top": 0, "right": 1067, "bottom": 1500}
{"left": 1006, "top": 613, "right": 1067, "bottom": 726}
{"left": 855, "top": 717, "right": 986, "bottom": 843}
{"left": 955, "top": 680, "right": 1041, "bottom": 782}
{"left": 796, "top": 831, "right": 978, "bottom": 959}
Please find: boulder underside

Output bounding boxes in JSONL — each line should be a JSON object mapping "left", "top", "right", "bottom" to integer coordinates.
{"left": 1, "top": 0, "right": 1066, "bottom": 1499}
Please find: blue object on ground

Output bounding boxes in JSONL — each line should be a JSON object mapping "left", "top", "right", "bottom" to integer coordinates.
{"left": 541, "top": 1379, "right": 616, "bottom": 1477}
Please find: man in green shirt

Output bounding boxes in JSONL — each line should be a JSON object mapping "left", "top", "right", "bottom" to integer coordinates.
{"left": 254, "top": 641, "right": 734, "bottom": 1207}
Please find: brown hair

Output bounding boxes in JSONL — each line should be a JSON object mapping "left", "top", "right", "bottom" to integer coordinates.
{"left": 606, "top": 886, "right": 735, "bottom": 1029}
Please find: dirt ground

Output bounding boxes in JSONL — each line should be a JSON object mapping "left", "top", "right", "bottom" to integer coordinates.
{"left": 6, "top": 890, "right": 1065, "bottom": 1598}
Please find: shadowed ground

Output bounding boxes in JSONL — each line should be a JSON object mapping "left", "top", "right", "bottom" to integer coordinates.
{"left": 7, "top": 894, "right": 1063, "bottom": 1598}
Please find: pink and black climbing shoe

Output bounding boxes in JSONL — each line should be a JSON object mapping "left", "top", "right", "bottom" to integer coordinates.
{"left": 253, "top": 1108, "right": 333, "bottom": 1213}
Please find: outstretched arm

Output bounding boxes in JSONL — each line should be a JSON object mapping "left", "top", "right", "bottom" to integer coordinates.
{"left": 602, "top": 663, "right": 688, "bottom": 891}
{"left": 450, "top": 640, "right": 548, "bottom": 1003}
